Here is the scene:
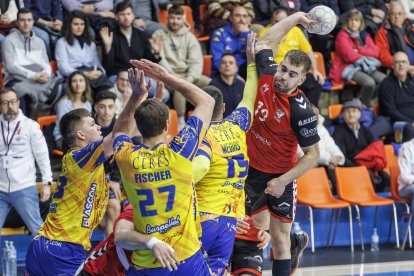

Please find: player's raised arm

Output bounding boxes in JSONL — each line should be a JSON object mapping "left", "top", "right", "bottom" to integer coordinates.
{"left": 257, "top": 12, "right": 317, "bottom": 54}
{"left": 130, "top": 59, "right": 215, "bottom": 126}
{"left": 112, "top": 68, "right": 152, "bottom": 138}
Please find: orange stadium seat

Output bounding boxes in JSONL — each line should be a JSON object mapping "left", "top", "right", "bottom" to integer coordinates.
{"left": 37, "top": 115, "right": 63, "bottom": 156}
{"left": 203, "top": 55, "right": 212, "bottom": 77}
{"left": 328, "top": 104, "right": 343, "bottom": 119}
{"left": 167, "top": 109, "right": 179, "bottom": 142}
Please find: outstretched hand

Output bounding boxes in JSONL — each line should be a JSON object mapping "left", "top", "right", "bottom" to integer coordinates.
{"left": 128, "top": 68, "right": 152, "bottom": 99}
{"left": 295, "top": 12, "right": 318, "bottom": 30}
{"left": 154, "top": 81, "right": 165, "bottom": 101}
{"left": 130, "top": 59, "right": 168, "bottom": 81}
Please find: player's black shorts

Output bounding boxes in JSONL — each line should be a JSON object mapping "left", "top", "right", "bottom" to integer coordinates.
{"left": 245, "top": 166, "right": 296, "bottom": 222}
{"left": 230, "top": 239, "right": 263, "bottom": 276}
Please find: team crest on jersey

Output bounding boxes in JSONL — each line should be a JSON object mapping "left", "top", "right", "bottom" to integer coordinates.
{"left": 260, "top": 83, "right": 270, "bottom": 95}
{"left": 274, "top": 108, "right": 286, "bottom": 123}
{"left": 173, "top": 125, "right": 196, "bottom": 144}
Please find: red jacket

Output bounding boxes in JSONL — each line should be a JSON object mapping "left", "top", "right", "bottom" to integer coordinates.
{"left": 329, "top": 29, "right": 380, "bottom": 84}
{"left": 354, "top": 140, "right": 387, "bottom": 172}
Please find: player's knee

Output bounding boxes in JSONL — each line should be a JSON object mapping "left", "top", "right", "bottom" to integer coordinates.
{"left": 270, "top": 234, "right": 290, "bottom": 256}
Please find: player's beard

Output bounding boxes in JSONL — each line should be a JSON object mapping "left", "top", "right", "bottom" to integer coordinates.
{"left": 274, "top": 78, "right": 294, "bottom": 94}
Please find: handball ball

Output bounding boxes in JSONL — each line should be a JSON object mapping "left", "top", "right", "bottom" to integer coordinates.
{"left": 306, "top": 5, "right": 336, "bottom": 35}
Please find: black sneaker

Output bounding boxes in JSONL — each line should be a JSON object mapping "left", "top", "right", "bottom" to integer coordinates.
{"left": 290, "top": 231, "right": 309, "bottom": 275}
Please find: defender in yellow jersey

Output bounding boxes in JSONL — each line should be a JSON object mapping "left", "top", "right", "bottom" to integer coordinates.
{"left": 113, "top": 61, "right": 215, "bottom": 275}
{"left": 25, "top": 108, "right": 116, "bottom": 275}
{"left": 192, "top": 32, "right": 259, "bottom": 276}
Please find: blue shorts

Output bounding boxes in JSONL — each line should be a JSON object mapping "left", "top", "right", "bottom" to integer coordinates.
{"left": 25, "top": 236, "right": 86, "bottom": 276}
{"left": 126, "top": 249, "right": 210, "bottom": 276}
{"left": 200, "top": 215, "right": 237, "bottom": 276}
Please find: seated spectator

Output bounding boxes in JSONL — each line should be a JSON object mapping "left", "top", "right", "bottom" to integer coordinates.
{"left": 254, "top": 0, "right": 300, "bottom": 26}
{"left": 93, "top": 90, "right": 121, "bottom": 235}
{"left": 53, "top": 71, "right": 93, "bottom": 149}
{"left": 128, "top": 0, "right": 170, "bottom": 36}
{"left": 22, "top": 0, "right": 63, "bottom": 59}
{"left": 379, "top": 51, "right": 414, "bottom": 142}
{"left": 401, "top": 0, "right": 414, "bottom": 21}
{"left": 100, "top": 1, "right": 169, "bottom": 100}
{"left": 152, "top": 4, "right": 211, "bottom": 127}
{"left": 211, "top": 54, "right": 244, "bottom": 118}
{"left": 210, "top": 5, "right": 252, "bottom": 80}
{"left": 204, "top": 0, "right": 255, "bottom": 35}
{"left": 109, "top": 69, "right": 131, "bottom": 116}
{"left": 330, "top": 9, "right": 386, "bottom": 107}
{"left": 61, "top": 0, "right": 115, "bottom": 39}
{"left": 2, "top": 8, "right": 64, "bottom": 118}
{"left": 375, "top": 1, "right": 414, "bottom": 72}
{"left": 339, "top": 0, "right": 387, "bottom": 36}
{"left": 398, "top": 136, "right": 414, "bottom": 212}
{"left": 258, "top": 7, "right": 324, "bottom": 106}
{"left": 55, "top": 10, "right": 113, "bottom": 98}
{"left": 0, "top": 0, "right": 18, "bottom": 49}
{"left": 333, "top": 98, "right": 390, "bottom": 192}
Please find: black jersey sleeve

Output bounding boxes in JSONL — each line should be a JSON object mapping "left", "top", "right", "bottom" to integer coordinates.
{"left": 289, "top": 93, "right": 320, "bottom": 147}
{"left": 256, "top": 49, "right": 278, "bottom": 77}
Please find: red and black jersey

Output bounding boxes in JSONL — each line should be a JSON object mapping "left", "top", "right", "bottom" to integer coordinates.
{"left": 82, "top": 206, "right": 133, "bottom": 276}
{"left": 247, "top": 49, "right": 320, "bottom": 174}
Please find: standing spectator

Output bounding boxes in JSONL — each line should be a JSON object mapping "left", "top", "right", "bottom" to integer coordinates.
{"left": 210, "top": 5, "right": 252, "bottom": 79}
{"left": 330, "top": 9, "right": 386, "bottom": 107}
{"left": 339, "top": 0, "right": 387, "bottom": 37}
{"left": 375, "top": 1, "right": 414, "bottom": 70}
{"left": 333, "top": 98, "right": 390, "bottom": 192}
{"left": 2, "top": 8, "right": 63, "bottom": 117}
{"left": 0, "top": 88, "right": 53, "bottom": 235}
{"left": 109, "top": 69, "right": 131, "bottom": 116}
{"left": 400, "top": 0, "right": 414, "bottom": 21}
{"left": 100, "top": 1, "right": 168, "bottom": 100}
{"left": 53, "top": 71, "right": 93, "bottom": 149}
{"left": 152, "top": 4, "right": 211, "bottom": 128}
{"left": 398, "top": 137, "right": 414, "bottom": 213}
{"left": 379, "top": 51, "right": 414, "bottom": 142}
{"left": 22, "top": 0, "right": 63, "bottom": 59}
{"left": 55, "top": 10, "right": 112, "bottom": 98}
{"left": 258, "top": 7, "right": 324, "bottom": 106}
{"left": 0, "top": 0, "right": 18, "bottom": 50}
{"left": 211, "top": 53, "right": 245, "bottom": 118}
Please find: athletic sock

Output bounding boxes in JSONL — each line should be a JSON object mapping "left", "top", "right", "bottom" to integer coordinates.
{"left": 272, "top": 259, "right": 291, "bottom": 276}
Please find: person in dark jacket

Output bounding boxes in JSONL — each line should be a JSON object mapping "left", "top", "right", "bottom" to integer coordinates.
{"left": 333, "top": 98, "right": 390, "bottom": 192}
{"left": 99, "top": 1, "right": 168, "bottom": 99}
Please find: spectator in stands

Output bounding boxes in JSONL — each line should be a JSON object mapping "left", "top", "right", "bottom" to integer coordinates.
{"left": 379, "top": 51, "right": 414, "bottom": 142}
{"left": 339, "top": 0, "right": 387, "bottom": 36}
{"left": 258, "top": 7, "right": 324, "bottom": 106}
{"left": 55, "top": 10, "right": 112, "bottom": 98}
{"left": 400, "top": 0, "right": 414, "bottom": 21}
{"left": 61, "top": 0, "right": 115, "bottom": 39}
{"left": 22, "top": 0, "right": 63, "bottom": 59}
{"left": 2, "top": 8, "right": 63, "bottom": 118}
{"left": 333, "top": 98, "right": 390, "bottom": 192}
{"left": 0, "top": 0, "right": 18, "bottom": 49}
{"left": 204, "top": 0, "right": 255, "bottom": 35}
{"left": 93, "top": 91, "right": 121, "bottom": 235}
{"left": 123, "top": 0, "right": 170, "bottom": 36}
{"left": 330, "top": 9, "right": 386, "bottom": 107}
{"left": 253, "top": 0, "right": 300, "bottom": 26}
{"left": 375, "top": 1, "right": 414, "bottom": 71}
{"left": 152, "top": 4, "right": 211, "bottom": 128}
{"left": 100, "top": 1, "right": 168, "bottom": 100}
{"left": 398, "top": 136, "right": 414, "bottom": 213}
{"left": 53, "top": 71, "right": 93, "bottom": 149}
{"left": 109, "top": 69, "right": 131, "bottom": 116}
{"left": 0, "top": 87, "right": 53, "bottom": 235}
{"left": 211, "top": 53, "right": 245, "bottom": 118}
{"left": 210, "top": 5, "right": 252, "bottom": 80}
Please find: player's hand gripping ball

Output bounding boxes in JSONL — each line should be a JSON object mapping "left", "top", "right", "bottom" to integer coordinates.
{"left": 306, "top": 5, "right": 336, "bottom": 35}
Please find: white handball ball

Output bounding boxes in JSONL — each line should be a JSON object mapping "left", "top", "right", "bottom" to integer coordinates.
{"left": 306, "top": 5, "right": 336, "bottom": 35}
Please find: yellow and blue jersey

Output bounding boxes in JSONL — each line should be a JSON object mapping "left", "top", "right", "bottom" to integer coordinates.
{"left": 114, "top": 116, "right": 207, "bottom": 269}
{"left": 196, "top": 107, "right": 252, "bottom": 220}
{"left": 39, "top": 140, "right": 109, "bottom": 250}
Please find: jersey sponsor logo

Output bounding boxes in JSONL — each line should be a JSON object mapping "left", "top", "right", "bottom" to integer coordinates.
{"left": 275, "top": 202, "right": 290, "bottom": 211}
{"left": 45, "top": 239, "right": 62, "bottom": 247}
{"left": 295, "top": 96, "right": 307, "bottom": 109}
{"left": 146, "top": 215, "right": 181, "bottom": 234}
{"left": 81, "top": 183, "right": 97, "bottom": 228}
{"left": 260, "top": 83, "right": 270, "bottom": 95}
{"left": 250, "top": 129, "right": 271, "bottom": 147}
{"left": 300, "top": 127, "right": 318, "bottom": 138}
{"left": 298, "top": 115, "right": 317, "bottom": 126}
{"left": 222, "top": 180, "right": 244, "bottom": 190}
{"left": 268, "top": 56, "right": 274, "bottom": 61}
{"left": 274, "top": 108, "right": 286, "bottom": 123}
{"left": 243, "top": 255, "right": 263, "bottom": 264}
